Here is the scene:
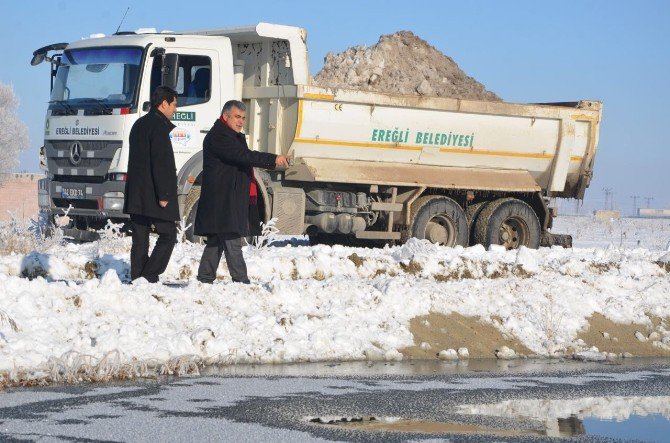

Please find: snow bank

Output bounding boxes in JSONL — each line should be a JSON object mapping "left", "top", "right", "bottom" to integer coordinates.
{"left": 0, "top": 216, "right": 669, "bottom": 385}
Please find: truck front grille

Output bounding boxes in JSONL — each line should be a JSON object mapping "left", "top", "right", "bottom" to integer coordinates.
{"left": 45, "top": 140, "right": 122, "bottom": 179}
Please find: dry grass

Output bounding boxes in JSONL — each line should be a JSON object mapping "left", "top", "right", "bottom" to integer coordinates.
{"left": 0, "top": 308, "right": 19, "bottom": 332}
{"left": 84, "top": 261, "right": 98, "bottom": 279}
{"left": 0, "top": 351, "right": 202, "bottom": 388}
{"left": 0, "top": 210, "right": 73, "bottom": 256}
{"left": 179, "top": 265, "right": 192, "bottom": 280}
{"left": 373, "top": 269, "right": 387, "bottom": 277}
{"left": 348, "top": 253, "right": 365, "bottom": 268}
{"left": 290, "top": 259, "right": 300, "bottom": 280}
{"left": 0, "top": 219, "right": 45, "bottom": 255}
{"left": 589, "top": 262, "right": 621, "bottom": 273}
{"left": 433, "top": 261, "right": 535, "bottom": 281}
{"left": 400, "top": 259, "right": 423, "bottom": 275}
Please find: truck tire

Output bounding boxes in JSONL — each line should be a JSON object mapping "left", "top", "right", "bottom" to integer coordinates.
{"left": 182, "top": 186, "right": 204, "bottom": 244}
{"left": 465, "top": 201, "right": 489, "bottom": 246}
{"left": 473, "top": 198, "right": 541, "bottom": 249}
{"left": 404, "top": 195, "right": 468, "bottom": 247}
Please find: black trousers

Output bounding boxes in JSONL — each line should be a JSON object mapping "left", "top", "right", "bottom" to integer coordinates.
{"left": 197, "top": 234, "right": 249, "bottom": 283}
{"left": 130, "top": 214, "right": 177, "bottom": 283}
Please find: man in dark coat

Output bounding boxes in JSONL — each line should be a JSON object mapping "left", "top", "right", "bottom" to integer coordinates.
{"left": 194, "top": 100, "right": 288, "bottom": 284}
{"left": 123, "top": 86, "right": 179, "bottom": 283}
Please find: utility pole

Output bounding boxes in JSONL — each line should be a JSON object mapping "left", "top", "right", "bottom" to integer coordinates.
{"left": 602, "top": 188, "right": 613, "bottom": 210}
{"left": 644, "top": 196, "right": 654, "bottom": 208}
{"left": 630, "top": 195, "right": 641, "bottom": 216}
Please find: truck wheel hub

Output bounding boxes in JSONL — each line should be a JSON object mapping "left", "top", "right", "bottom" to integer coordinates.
{"left": 499, "top": 217, "right": 528, "bottom": 249}
{"left": 425, "top": 215, "right": 455, "bottom": 245}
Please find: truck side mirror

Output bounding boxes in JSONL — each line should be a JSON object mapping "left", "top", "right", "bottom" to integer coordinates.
{"left": 31, "top": 53, "right": 45, "bottom": 66}
{"left": 142, "top": 101, "right": 151, "bottom": 112}
{"left": 162, "top": 53, "right": 179, "bottom": 91}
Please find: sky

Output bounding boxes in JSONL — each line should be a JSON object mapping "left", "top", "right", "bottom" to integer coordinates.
{"left": 1, "top": 0, "right": 669, "bottom": 213}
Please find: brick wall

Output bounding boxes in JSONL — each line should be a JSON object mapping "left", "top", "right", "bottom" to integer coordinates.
{"left": 0, "top": 173, "right": 42, "bottom": 222}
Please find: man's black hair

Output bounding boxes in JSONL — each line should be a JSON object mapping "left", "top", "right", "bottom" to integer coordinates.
{"left": 151, "top": 86, "right": 177, "bottom": 108}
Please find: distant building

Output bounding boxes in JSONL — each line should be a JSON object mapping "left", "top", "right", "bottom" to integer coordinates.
{"left": 0, "top": 173, "right": 42, "bottom": 222}
{"left": 593, "top": 210, "right": 621, "bottom": 220}
{"left": 638, "top": 208, "right": 670, "bottom": 218}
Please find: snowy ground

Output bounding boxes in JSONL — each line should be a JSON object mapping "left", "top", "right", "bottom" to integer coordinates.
{"left": 0, "top": 215, "right": 669, "bottom": 385}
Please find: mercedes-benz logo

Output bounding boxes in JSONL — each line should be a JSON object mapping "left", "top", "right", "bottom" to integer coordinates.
{"left": 69, "top": 141, "right": 83, "bottom": 165}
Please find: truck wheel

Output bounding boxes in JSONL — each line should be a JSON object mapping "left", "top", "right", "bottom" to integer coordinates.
{"left": 473, "top": 198, "right": 541, "bottom": 249}
{"left": 183, "top": 186, "right": 204, "bottom": 244}
{"left": 465, "top": 201, "right": 489, "bottom": 246}
{"left": 405, "top": 195, "right": 468, "bottom": 247}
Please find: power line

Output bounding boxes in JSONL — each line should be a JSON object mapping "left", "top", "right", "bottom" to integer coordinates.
{"left": 602, "top": 188, "right": 614, "bottom": 210}
{"left": 630, "top": 195, "right": 641, "bottom": 216}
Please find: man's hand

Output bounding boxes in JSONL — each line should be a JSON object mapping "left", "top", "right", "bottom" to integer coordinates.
{"left": 159, "top": 200, "right": 168, "bottom": 208}
{"left": 275, "top": 155, "right": 289, "bottom": 168}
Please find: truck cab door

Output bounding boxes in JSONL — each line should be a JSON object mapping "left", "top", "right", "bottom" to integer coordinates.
{"left": 148, "top": 48, "right": 221, "bottom": 168}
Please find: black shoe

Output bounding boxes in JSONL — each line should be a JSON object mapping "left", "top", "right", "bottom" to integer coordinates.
{"left": 142, "top": 275, "right": 159, "bottom": 284}
{"left": 232, "top": 279, "right": 251, "bottom": 284}
{"left": 197, "top": 278, "right": 214, "bottom": 284}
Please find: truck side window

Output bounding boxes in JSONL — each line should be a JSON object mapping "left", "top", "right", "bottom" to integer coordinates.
{"left": 149, "top": 54, "right": 211, "bottom": 107}
{"left": 179, "top": 56, "right": 211, "bottom": 106}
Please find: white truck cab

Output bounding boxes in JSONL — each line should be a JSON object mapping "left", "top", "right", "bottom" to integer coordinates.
{"left": 34, "top": 23, "right": 305, "bottom": 240}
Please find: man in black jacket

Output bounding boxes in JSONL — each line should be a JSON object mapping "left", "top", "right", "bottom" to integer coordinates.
{"left": 123, "top": 86, "right": 179, "bottom": 283}
{"left": 194, "top": 100, "right": 288, "bottom": 284}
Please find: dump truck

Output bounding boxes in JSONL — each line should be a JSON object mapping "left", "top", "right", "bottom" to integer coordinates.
{"left": 32, "top": 22, "right": 602, "bottom": 249}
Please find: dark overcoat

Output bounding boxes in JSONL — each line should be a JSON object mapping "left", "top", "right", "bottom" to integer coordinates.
{"left": 194, "top": 119, "right": 277, "bottom": 237}
{"left": 123, "top": 109, "right": 179, "bottom": 221}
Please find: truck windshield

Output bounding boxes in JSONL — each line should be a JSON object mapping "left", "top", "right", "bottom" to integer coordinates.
{"left": 50, "top": 46, "right": 143, "bottom": 111}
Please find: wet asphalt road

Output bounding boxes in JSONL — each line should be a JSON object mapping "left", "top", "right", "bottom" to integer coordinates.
{"left": 1, "top": 359, "right": 669, "bottom": 442}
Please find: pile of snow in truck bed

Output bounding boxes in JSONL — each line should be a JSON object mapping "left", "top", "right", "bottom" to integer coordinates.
{"left": 0, "top": 216, "right": 669, "bottom": 384}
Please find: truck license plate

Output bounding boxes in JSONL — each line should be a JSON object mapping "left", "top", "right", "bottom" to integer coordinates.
{"left": 61, "top": 186, "right": 85, "bottom": 199}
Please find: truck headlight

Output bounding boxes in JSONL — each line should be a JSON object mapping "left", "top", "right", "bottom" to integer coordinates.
{"left": 102, "top": 191, "right": 124, "bottom": 210}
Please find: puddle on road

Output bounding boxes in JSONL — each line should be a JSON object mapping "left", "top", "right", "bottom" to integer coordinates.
{"left": 201, "top": 358, "right": 670, "bottom": 379}
{"left": 308, "top": 415, "right": 544, "bottom": 437}
{"left": 582, "top": 414, "right": 670, "bottom": 442}
{"left": 456, "top": 395, "right": 670, "bottom": 440}
{"left": 308, "top": 395, "right": 670, "bottom": 440}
